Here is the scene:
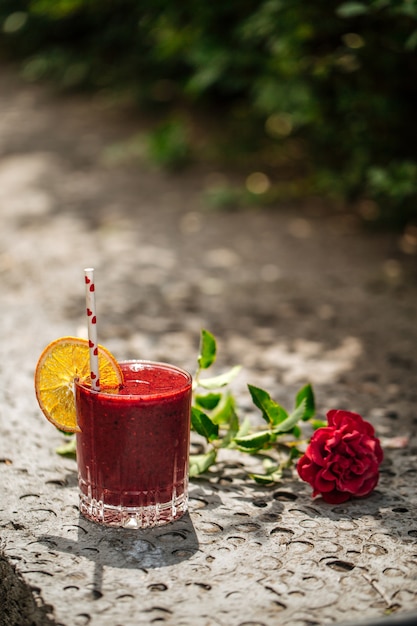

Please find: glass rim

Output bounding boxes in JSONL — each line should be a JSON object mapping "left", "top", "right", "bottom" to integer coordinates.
{"left": 74, "top": 359, "right": 192, "bottom": 399}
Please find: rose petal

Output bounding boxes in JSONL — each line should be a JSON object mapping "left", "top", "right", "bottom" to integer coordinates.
{"left": 314, "top": 470, "right": 336, "bottom": 493}
{"left": 297, "top": 455, "right": 317, "bottom": 483}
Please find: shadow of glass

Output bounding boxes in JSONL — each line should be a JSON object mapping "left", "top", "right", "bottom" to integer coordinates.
{"left": 39, "top": 511, "right": 198, "bottom": 569}
{"left": 38, "top": 512, "right": 199, "bottom": 595}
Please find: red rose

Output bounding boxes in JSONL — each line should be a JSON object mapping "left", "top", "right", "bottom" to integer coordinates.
{"left": 297, "top": 409, "right": 383, "bottom": 504}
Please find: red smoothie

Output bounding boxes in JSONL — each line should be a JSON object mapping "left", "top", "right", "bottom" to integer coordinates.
{"left": 75, "top": 360, "right": 192, "bottom": 528}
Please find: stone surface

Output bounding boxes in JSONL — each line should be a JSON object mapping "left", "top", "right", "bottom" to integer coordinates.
{"left": 1, "top": 65, "right": 417, "bottom": 625}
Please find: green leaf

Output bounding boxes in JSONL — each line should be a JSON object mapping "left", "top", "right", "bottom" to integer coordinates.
{"left": 292, "top": 424, "right": 302, "bottom": 438}
{"left": 235, "top": 416, "right": 252, "bottom": 438}
{"left": 191, "top": 407, "right": 219, "bottom": 441}
{"left": 56, "top": 437, "right": 76, "bottom": 458}
{"left": 211, "top": 393, "right": 236, "bottom": 425}
{"left": 295, "top": 383, "right": 315, "bottom": 420}
{"left": 189, "top": 449, "right": 217, "bottom": 477}
{"left": 336, "top": 3, "right": 368, "bottom": 18}
{"left": 198, "top": 365, "right": 241, "bottom": 389}
{"left": 147, "top": 119, "right": 190, "bottom": 170}
{"left": 250, "top": 472, "right": 278, "bottom": 485}
{"left": 234, "top": 430, "right": 272, "bottom": 452}
{"left": 250, "top": 468, "right": 283, "bottom": 484}
{"left": 249, "top": 458, "right": 284, "bottom": 484}
{"left": 311, "top": 419, "right": 328, "bottom": 430}
{"left": 220, "top": 406, "right": 240, "bottom": 448}
{"left": 194, "top": 392, "right": 222, "bottom": 411}
{"left": 198, "top": 329, "right": 217, "bottom": 369}
{"left": 405, "top": 30, "right": 417, "bottom": 51}
{"left": 287, "top": 446, "right": 303, "bottom": 462}
{"left": 247, "top": 384, "right": 287, "bottom": 426}
{"left": 273, "top": 399, "right": 306, "bottom": 434}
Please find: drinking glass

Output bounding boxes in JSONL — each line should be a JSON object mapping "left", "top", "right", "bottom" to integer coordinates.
{"left": 74, "top": 360, "right": 192, "bottom": 529}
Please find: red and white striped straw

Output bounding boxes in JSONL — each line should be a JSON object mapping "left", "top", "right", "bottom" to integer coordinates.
{"left": 84, "top": 267, "right": 100, "bottom": 391}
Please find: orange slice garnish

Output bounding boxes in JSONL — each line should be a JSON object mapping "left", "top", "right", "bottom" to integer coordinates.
{"left": 34, "top": 336, "right": 123, "bottom": 432}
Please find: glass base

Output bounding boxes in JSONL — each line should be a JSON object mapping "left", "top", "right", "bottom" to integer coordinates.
{"left": 79, "top": 493, "right": 188, "bottom": 528}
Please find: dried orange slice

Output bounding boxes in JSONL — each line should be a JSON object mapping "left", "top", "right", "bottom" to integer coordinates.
{"left": 34, "top": 336, "right": 123, "bottom": 433}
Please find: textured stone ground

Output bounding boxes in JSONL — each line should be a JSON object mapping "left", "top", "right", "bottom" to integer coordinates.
{"left": 1, "top": 65, "right": 417, "bottom": 626}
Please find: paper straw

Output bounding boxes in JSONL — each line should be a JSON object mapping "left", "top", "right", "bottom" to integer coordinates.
{"left": 84, "top": 267, "right": 100, "bottom": 391}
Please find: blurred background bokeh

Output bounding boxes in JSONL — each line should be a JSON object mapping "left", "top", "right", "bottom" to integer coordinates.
{"left": 1, "top": 0, "right": 417, "bottom": 236}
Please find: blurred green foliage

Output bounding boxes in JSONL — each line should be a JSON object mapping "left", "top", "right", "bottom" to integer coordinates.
{"left": 1, "top": 0, "right": 417, "bottom": 227}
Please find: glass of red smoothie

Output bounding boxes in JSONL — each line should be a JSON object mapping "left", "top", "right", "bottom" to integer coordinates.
{"left": 74, "top": 360, "right": 192, "bottom": 529}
